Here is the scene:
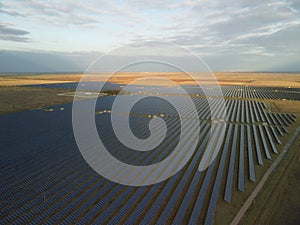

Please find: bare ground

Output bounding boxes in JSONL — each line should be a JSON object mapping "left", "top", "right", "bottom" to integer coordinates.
{"left": 0, "top": 86, "right": 74, "bottom": 114}
{"left": 1, "top": 72, "right": 300, "bottom": 88}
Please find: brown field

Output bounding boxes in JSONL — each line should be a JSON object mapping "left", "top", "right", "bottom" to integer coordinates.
{"left": 271, "top": 100, "right": 300, "bottom": 114}
{"left": 0, "top": 86, "right": 74, "bottom": 114}
{"left": 1, "top": 72, "right": 300, "bottom": 88}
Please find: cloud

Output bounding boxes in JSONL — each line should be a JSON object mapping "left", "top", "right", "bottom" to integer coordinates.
{"left": 125, "top": 0, "right": 300, "bottom": 59}
{"left": 236, "top": 21, "right": 300, "bottom": 40}
{"left": 0, "top": 0, "right": 299, "bottom": 72}
{"left": 0, "top": 2, "right": 25, "bottom": 17}
{"left": 0, "top": 24, "right": 31, "bottom": 42}
{"left": 0, "top": 1, "right": 102, "bottom": 27}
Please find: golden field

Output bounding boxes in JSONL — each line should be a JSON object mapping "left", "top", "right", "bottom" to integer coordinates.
{"left": 0, "top": 72, "right": 299, "bottom": 88}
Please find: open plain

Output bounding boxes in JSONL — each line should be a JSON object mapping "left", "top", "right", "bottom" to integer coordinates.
{"left": 1, "top": 72, "right": 300, "bottom": 87}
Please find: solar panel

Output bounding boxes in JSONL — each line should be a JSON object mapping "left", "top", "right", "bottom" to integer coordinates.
{"left": 252, "top": 125, "right": 263, "bottom": 165}
{"left": 264, "top": 126, "right": 278, "bottom": 154}
{"left": 258, "top": 125, "right": 272, "bottom": 159}
{"left": 224, "top": 124, "right": 239, "bottom": 202}
{"left": 204, "top": 124, "right": 233, "bottom": 225}
{"left": 247, "top": 125, "right": 255, "bottom": 182}
{"left": 238, "top": 125, "right": 245, "bottom": 192}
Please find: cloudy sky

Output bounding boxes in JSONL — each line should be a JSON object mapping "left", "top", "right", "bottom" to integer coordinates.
{"left": 0, "top": 0, "right": 299, "bottom": 72}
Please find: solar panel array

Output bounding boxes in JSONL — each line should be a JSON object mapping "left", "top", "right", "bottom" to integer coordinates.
{"left": 186, "top": 85, "right": 300, "bottom": 101}
{"left": 24, "top": 82, "right": 300, "bottom": 101}
{"left": 1, "top": 87, "right": 298, "bottom": 224}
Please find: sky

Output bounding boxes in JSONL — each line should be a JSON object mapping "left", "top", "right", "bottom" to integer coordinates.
{"left": 0, "top": 0, "right": 300, "bottom": 73}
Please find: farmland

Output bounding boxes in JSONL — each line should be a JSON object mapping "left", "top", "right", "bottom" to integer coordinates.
{"left": 1, "top": 72, "right": 300, "bottom": 88}
{"left": 0, "top": 73, "right": 299, "bottom": 225}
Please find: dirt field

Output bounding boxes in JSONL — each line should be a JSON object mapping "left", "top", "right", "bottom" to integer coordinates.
{"left": 1, "top": 72, "right": 300, "bottom": 88}
{"left": 272, "top": 100, "right": 300, "bottom": 113}
{"left": 265, "top": 141, "right": 300, "bottom": 225}
{"left": 0, "top": 86, "right": 74, "bottom": 114}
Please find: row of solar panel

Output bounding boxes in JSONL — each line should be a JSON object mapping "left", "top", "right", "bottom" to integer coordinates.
{"left": 1, "top": 96, "right": 296, "bottom": 225}
{"left": 22, "top": 81, "right": 300, "bottom": 101}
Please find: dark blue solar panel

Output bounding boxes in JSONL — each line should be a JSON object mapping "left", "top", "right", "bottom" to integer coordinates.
{"left": 252, "top": 125, "right": 263, "bottom": 165}
{"left": 224, "top": 124, "right": 238, "bottom": 203}
{"left": 188, "top": 157, "right": 217, "bottom": 224}
{"left": 258, "top": 125, "right": 271, "bottom": 159}
{"left": 204, "top": 124, "right": 233, "bottom": 225}
{"left": 247, "top": 125, "right": 255, "bottom": 182}
{"left": 264, "top": 126, "right": 278, "bottom": 154}
{"left": 156, "top": 123, "right": 208, "bottom": 224}
{"left": 238, "top": 125, "right": 245, "bottom": 192}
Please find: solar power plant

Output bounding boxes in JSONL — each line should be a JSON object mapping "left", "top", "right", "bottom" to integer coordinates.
{"left": 25, "top": 82, "right": 300, "bottom": 101}
{"left": 1, "top": 84, "right": 299, "bottom": 225}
